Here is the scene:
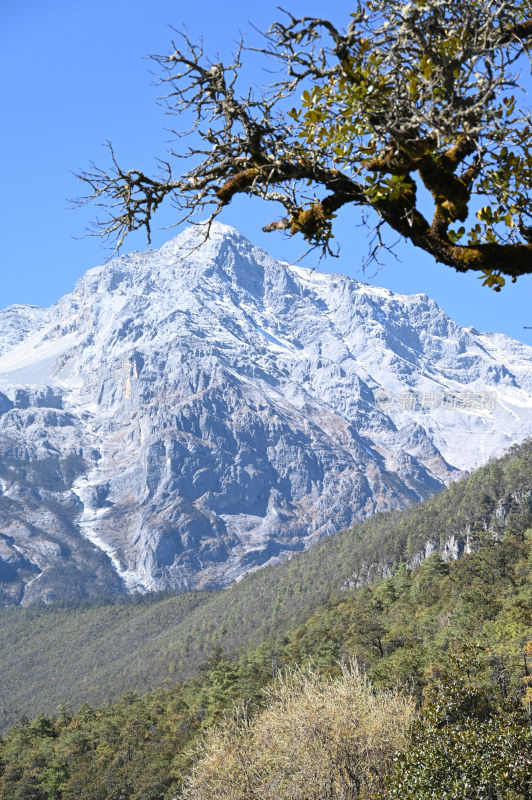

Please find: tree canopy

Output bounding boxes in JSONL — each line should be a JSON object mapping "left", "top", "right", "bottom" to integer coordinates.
{"left": 78, "top": 0, "right": 532, "bottom": 288}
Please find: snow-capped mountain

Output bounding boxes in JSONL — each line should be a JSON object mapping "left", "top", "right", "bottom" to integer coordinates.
{"left": 1, "top": 222, "right": 532, "bottom": 604}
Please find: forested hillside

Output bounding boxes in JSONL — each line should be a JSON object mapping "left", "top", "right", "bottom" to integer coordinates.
{"left": 1, "top": 440, "right": 532, "bottom": 730}
{"left": 0, "top": 481, "right": 530, "bottom": 798}
{"left": 0, "top": 441, "right": 531, "bottom": 798}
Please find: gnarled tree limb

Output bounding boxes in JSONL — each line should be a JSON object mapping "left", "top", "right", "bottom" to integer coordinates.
{"left": 76, "top": 1, "right": 532, "bottom": 287}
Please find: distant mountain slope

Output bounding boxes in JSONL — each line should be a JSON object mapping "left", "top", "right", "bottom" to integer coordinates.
{"left": 1, "top": 437, "right": 531, "bottom": 731}
{"left": 1, "top": 223, "right": 532, "bottom": 602}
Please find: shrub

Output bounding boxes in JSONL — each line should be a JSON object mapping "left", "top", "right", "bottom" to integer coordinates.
{"left": 182, "top": 662, "right": 414, "bottom": 800}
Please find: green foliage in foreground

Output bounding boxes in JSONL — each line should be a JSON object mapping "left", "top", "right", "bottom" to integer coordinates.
{"left": 180, "top": 648, "right": 532, "bottom": 800}
{"left": 0, "top": 507, "right": 530, "bottom": 798}
{"left": 2, "top": 440, "right": 532, "bottom": 731}
{"left": 382, "top": 646, "right": 532, "bottom": 800}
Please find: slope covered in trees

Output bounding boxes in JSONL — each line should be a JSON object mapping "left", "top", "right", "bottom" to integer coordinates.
{"left": 0, "top": 441, "right": 531, "bottom": 798}
{"left": 1, "top": 439, "right": 532, "bottom": 731}
{"left": 0, "top": 468, "right": 530, "bottom": 798}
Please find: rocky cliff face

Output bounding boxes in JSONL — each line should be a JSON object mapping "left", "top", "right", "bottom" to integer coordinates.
{"left": 1, "top": 223, "right": 532, "bottom": 604}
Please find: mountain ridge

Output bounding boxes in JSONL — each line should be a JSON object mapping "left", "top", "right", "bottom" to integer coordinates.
{"left": 0, "top": 222, "right": 532, "bottom": 603}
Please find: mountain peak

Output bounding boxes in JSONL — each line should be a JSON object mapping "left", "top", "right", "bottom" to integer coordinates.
{"left": 1, "top": 226, "right": 532, "bottom": 604}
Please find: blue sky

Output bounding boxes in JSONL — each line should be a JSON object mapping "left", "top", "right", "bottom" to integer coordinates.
{"left": 2, "top": 0, "right": 532, "bottom": 343}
